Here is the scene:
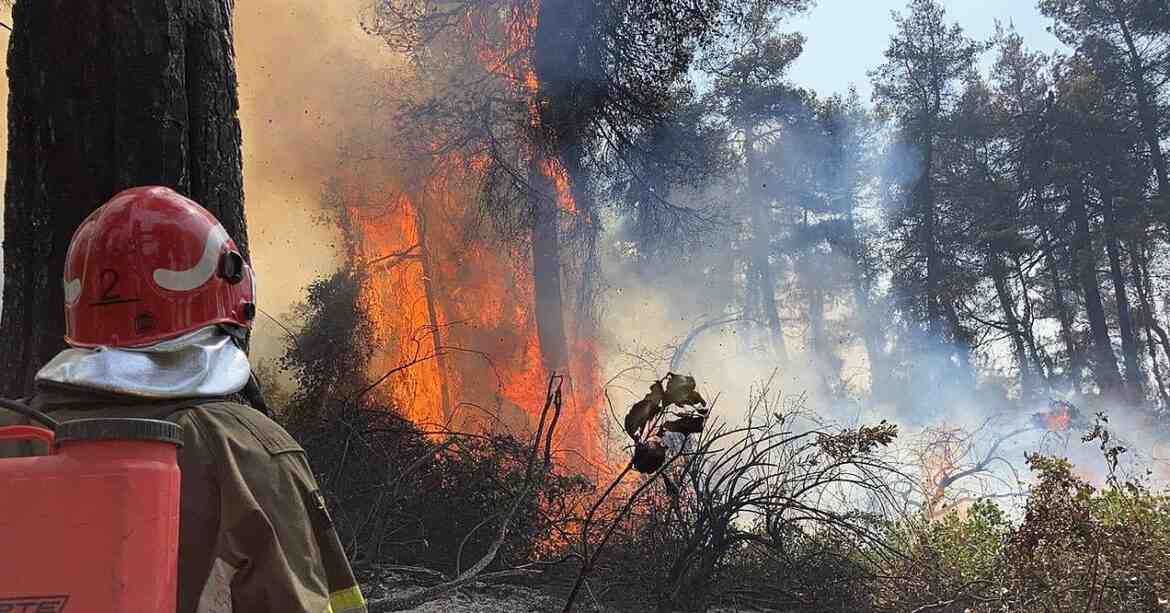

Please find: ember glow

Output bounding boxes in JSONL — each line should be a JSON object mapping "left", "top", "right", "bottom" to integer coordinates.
{"left": 917, "top": 426, "right": 964, "bottom": 519}
{"left": 1032, "top": 401, "right": 1078, "bottom": 433}
{"left": 1044, "top": 408, "right": 1072, "bottom": 432}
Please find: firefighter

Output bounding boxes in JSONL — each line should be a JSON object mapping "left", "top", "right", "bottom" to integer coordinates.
{"left": 0, "top": 186, "right": 367, "bottom": 613}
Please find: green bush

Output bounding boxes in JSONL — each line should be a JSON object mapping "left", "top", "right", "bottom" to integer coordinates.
{"left": 881, "top": 455, "right": 1170, "bottom": 613}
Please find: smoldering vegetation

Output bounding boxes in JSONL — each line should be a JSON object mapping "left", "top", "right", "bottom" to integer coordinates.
{"left": 256, "top": 0, "right": 1170, "bottom": 610}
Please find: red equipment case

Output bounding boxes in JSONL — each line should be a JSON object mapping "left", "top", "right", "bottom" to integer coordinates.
{"left": 0, "top": 418, "right": 182, "bottom": 613}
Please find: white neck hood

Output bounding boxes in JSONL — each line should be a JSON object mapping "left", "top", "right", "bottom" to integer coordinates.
{"left": 36, "top": 326, "right": 251, "bottom": 399}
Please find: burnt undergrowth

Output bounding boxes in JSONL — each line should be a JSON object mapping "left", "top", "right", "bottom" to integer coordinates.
{"left": 273, "top": 267, "right": 593, "bottom": 580}
{"left": 270, "top": 268, "right": 1170, "bottom": 612}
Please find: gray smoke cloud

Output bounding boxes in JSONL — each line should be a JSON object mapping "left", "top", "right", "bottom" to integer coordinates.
{"left": 594, "top": 109, "right": 1170, "bottom": 514}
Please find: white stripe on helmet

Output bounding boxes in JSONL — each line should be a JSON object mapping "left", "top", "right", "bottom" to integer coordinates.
{"left": 64, "top": 278, "right": 82, "bottom": 304}
{"left": 153, "top": 224, "right": 230, "bottom": 292}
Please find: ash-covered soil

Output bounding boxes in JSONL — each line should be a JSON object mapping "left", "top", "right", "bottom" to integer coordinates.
{"left": 359, "top": 566, "right": 562, "bottom": 612}
{"left": 357, "top": 566, "right": 760, "bottom": 612}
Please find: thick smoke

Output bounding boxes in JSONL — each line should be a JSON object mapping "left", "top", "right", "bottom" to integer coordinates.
{"left": 233, "top": 0, "right": 408, "bottom": 367}
{"left": 0, "top": 3, "right": 1163, "bottom": 501}
{"left": 0, "top": 1, "right": 404, "bottom": 367}
{"left": 595, "top": 101, "right": 1170, "bottom": 512}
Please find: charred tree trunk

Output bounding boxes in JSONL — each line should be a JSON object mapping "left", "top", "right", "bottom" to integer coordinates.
{"left": 744, "top": 125, "right": 787, "bottom": 362}
{"left": 560, "top": 142, "right": 599, "bottom": 335}
{"left": 529, "top": 161, "right": 569, "bottom": 375}
{"left": 854, "top": 282, "right": 888, "bottom": 401}
{"left": 989, "top": 251, "right": 1034, "bottom": 398}
{"left": 1100, "top": 186, "right": 1143, "bottom": 402}
{"left": 1136, "top": 246, "right": 1170, "bottom": 366}
{"left": 1013, "top": 256, "right": 1049, "bottom": 387}
{"left": 1068, "top": 180, "right": 1121, "bottom": 395}
{"left": 0, "top": 0, "right": 246, "bottom": 397}
{"left": 807, "top": 283, "right": 826, "bottom": 363}
{"left": 1130, "top": 237, "right": 1170, "bottom": 408}
{"left": 843, "top": 210, "right": 888, "bottom": 401}
{"left": 919, "top": 127, "right": 942, "bottom": 340}
{"left": 1042, "top": 224, "right": 1082, "bottom": 392}
{"left": 531, "top": 0, "right": 600, "bottom": 347}
{"left": 943, "top": 300, "right": 974, "bottom": 378}
{"left": 803, "top": 267, "right": 839, "bottom": 393}
{"left": 412, "top": 196, "right": 452, "bottom": 422}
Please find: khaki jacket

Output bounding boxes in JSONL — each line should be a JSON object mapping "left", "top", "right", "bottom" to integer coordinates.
{"left": 0, "top": 384, "right": 367, "bottom": 613}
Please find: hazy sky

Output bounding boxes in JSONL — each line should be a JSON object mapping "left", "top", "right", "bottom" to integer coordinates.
{"left": 785, "top": 0, "right": 1072, "bottom": 101}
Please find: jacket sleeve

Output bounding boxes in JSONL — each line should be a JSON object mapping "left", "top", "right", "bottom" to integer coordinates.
{"left": 189, "top": 404, "right": 367, "bottom": 613}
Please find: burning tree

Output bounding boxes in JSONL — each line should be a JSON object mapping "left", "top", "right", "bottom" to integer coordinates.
{"left": 340, "top": 0, "right": 812, "bottom": 464}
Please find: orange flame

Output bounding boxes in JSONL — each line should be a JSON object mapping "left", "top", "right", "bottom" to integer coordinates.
{"left": 341, "top": 0, "right": 604, "bottom": 471}
{"left": 1044, "top": 407, "right": 1072, "bottom": 432}
{"left": 351, "top": 183, "right": 601, "bottom": 463}
{"left": 917, "top": 426, "right": 966, "bottom": 520}
{"left": 541, "top": 157, "right": 578, "bottom": 215}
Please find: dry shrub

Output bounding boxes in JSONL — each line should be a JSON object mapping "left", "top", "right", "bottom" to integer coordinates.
{"left": 562, "top": 387, "right": 901, "bottom": 613}
{"left": 276, "top": 269, "right": 594, "bottom": 575}
{"left": 277, "top": 271, "right": 1170, "bottom": 611}
{"left": 293, "top": 405, "right": 590, "bottom": 572}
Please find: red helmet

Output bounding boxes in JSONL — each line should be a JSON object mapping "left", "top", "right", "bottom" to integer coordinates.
{"left": 63, "top": 186, "right": 256, "bottom": 348}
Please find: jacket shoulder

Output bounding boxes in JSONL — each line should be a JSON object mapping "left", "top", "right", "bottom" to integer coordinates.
{"left": 176, "top": 400, "right": 304, "bottom": 457}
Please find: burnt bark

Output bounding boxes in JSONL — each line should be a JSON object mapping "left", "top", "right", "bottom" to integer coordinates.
{"left": 0, "top": 0, "right": 246, "bottom": 397}
{"left": 853, "top": 279, "right": 888, "bottom": 401}
{"left": 1013, "top": 256, "right": 1048, "bottom": 387}
{"left": 802, "top": 265, "right": 840, "bottom": 393}
{"left": 529, "top": 161, "right": 569, "bottom": 375}
{"left": 943, "top": 300, "right": 974, "bottom": 378}
{"left": 1100, "top": 186, "right": 1142, "bottom": 402}
{"left": 1042, "top": 224, "right": 1082, "bottom": 392}
{"left": 989, "top": 251, "right": 1034, "bottom": 398}
{"left": 1116, "top": 15, "right": 1170, "bottom": 220}
{"left": 843, "top": 208, "right": 888, "bottom": 401}
{"left": 1130, "top": 237, "right": 1170, "bottom": 408}
{"left": 1068, "top": 180, "right": 1121, "bottom": 394}
{"left": 919, "top": 127, "right": 942, "bottom": 340}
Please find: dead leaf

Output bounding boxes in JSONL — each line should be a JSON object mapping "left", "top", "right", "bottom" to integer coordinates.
{"left": 633, "top": 439, "right": 667, "bottom": 473}
{"left": 625, "top": 381, "right": 665, "bottom": 439}
{"left": 664, "top": 373, "right": 706, "bottom": 408}
{"left": 660, "top": 414, "right": 705, "bottom": 435}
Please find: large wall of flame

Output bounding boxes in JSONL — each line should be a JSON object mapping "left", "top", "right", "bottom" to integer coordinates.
{"left": 0, "top": 1, "right": 604, "bottom": 467}
{"left": 338, "top": 155, "right": 603, "bottom": 466}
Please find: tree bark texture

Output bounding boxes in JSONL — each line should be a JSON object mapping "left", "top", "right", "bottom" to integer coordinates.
{"left": 529, "top": 161, "right": 569, "bottom": 375}
{"left": 1130, "top": 237, "right": 1170, "bottom": 407}
{"left": 1100, "top": 187, "right": 1142, "bottom": 402}
{"left": 989, "top": 251, "right": 1034, "bottom": 398}
{"left": 1068, "top": 180, "right": 1121, "bottom": 394}
{"left": 1116, "top": 15, "right": 1170, "bottom": 220}
{"left": 1043, "top": 226, "right": 1082, "bottom": 392}
{"left": 1012, "top": 257, "right": 1048, "bottom": 386}
{"left": 919, "top": 129, "right": 942, "bottom": 340}
{"left": 844, "top": 210, "right": 888, "bottom": 401}
{"left": 0, "top": 0, "right": 246, "bottom": 397}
